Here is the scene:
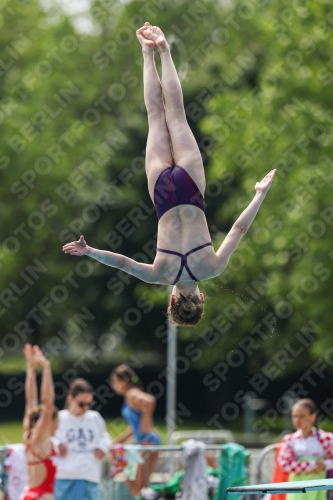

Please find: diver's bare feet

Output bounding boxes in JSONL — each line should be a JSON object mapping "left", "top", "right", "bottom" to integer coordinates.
{"left": 142, "top": 24, "right": 169, "bottom": 53}
{"left": 136, "top": 22, "right": 155, "bottom": 53}
{"left": 24, "top": 343, "right": 35, "bottom": 368}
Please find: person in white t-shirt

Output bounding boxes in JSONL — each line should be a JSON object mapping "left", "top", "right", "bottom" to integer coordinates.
{"left": 54, "top": 378, "right": 111, "bottom": 500}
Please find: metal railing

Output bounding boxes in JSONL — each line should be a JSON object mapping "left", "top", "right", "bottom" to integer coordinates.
{"left": 169, "top": 430, "right": 235, "bottom": 445}
{"left": 0, "top": 443, "right": 235, "bottom": 500}
{"left": 255, "top": 443, "right": 277, "bottom": 484}
{"left": 106, "top": 444, "right": 226, "bottom": 500}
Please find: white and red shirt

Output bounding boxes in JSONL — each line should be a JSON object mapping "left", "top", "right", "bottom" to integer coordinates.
{"left": 278, "top": 428, "right": 333, "bottom": 474}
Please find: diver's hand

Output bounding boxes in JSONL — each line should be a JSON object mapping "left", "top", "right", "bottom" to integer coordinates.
{"left": 62, "top": 235, "right": 89, "bottom": 256}
{"left": 255, "top": 169, "right": 276, "bottom": 194}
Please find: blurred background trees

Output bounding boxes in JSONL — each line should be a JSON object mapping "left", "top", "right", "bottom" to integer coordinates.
{"left": 1, "top": 0, "right": 333, "bottom": 410}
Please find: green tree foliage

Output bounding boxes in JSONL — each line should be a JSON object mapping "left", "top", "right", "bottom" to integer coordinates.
{"left": 199, "top": 0, "right": 333, "bottom": 375}
{"left": 0, "top": 0, "right": 228, "bottom": 369}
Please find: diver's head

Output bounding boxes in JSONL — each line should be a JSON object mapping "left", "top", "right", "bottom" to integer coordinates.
{"left": 167, "top": 287, "right": 204, "bottom": 327}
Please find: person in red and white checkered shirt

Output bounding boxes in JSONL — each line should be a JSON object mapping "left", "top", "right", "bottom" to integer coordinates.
{"left": 278, "top": 399, "right": 333, "bottom": 500}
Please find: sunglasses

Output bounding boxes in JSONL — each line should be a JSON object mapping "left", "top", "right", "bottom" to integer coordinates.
{"left": 77, "top": 401, "right": 93, "bottom": 408}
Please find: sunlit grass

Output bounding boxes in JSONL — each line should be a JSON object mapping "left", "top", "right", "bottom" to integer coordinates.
{"left": 4, "top": 417, "right": 333, "bottom": 447}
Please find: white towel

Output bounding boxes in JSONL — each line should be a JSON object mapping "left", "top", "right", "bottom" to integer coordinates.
{"left": 124, "top": 445, "right": 144, "bottom": 480}
{"left": 179, "top": 439, "right": 207, "bottom": 500}
{"left": 5, "top": 444, "right": 27, "bottom": 500}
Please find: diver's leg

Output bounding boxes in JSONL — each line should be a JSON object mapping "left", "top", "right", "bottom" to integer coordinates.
{"left": 137, "top": 25, "right": 173, "bottom": 201}
{"left": 142, "top": 24, "right": 205, "bottom": 194}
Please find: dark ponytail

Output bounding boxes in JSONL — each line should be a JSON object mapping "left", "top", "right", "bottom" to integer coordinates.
{"left": 111, "top": 364, "right": 144, "bottom": 391}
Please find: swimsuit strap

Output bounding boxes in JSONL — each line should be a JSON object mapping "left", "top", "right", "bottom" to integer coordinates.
{"left": 174, "top": 254, "right": 194, "bottom": 284}
{"left": 185, "top": 242, "right": 213, "bottom": 256}
{"left": 27, "top": 448, "right": 50, "bottom": 466}
{"left": 183, "top": 242, "right": 213, "bottom": 282}
{"left": 156, "top": 242, "right": 213, "bottom": 284}
{"left": 26, "top": 436, "right": 51, "bottom": 466}
{"left": 155, "top": 248, "right": 183, "bottom": 257}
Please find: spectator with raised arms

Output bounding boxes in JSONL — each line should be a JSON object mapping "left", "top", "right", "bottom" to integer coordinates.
{"left": 21, "top": 345, "right": 58, "bottom": 500}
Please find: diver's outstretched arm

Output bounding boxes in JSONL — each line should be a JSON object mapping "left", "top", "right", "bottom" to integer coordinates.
{"left": 63, "top": 236, "right": 156, "bottom": 283}
{"left": 215, "top": 169, "right": 276, "bottom": 273}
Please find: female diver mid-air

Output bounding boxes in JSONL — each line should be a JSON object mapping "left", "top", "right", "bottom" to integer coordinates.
{"left": 63, "top": 23, "right": 276, "bottom": 327}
